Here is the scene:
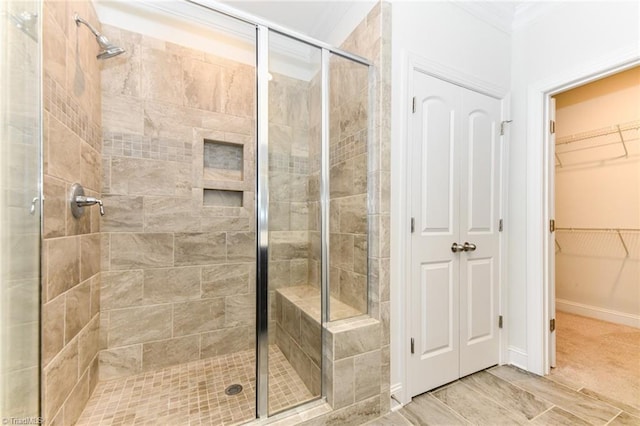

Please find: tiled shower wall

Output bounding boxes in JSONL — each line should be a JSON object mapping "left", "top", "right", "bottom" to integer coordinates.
{"left": 41, "top": 0, "right": 103, "bottom": 423}
{"left": 98, "top": 26, "right": 258, "bottom": 380}
{"left": 328, "top": 55, "right": 369, "bottom": 316}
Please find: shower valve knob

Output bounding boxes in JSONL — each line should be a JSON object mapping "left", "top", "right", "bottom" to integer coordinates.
{"left": 70, "top": 183, "right": 105, "bottom": 218}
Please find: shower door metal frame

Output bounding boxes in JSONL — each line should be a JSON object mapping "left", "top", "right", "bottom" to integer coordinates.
{"left": 187, "top": 0, "right": 373, "bottom": 420}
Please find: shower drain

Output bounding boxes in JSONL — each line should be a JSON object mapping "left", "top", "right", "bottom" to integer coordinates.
{"left": 225, "top": 384, "right": 243, "bottom": 396}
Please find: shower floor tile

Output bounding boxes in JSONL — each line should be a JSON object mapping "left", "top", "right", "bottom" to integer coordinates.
{"left": 76, "top": 345, "right": 315, "bottom": 426}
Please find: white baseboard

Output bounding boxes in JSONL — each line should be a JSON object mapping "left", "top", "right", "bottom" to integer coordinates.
{"left": 508, "top": 346, "right": 528, "bottom": 370}
{"left": 556, "top": 299, "right": 640, "bottom": 328}
{"left": 390, "top": 383, "right": 405, "bottom": 410}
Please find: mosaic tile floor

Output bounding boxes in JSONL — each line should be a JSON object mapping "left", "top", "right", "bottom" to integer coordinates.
{"left": 77, "top": 345, "right": 315, "bottom": 425}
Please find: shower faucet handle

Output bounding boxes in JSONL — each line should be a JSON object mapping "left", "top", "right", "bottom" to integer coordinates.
{"left": 75, "top": 195, "right": 105, "bottom": 216}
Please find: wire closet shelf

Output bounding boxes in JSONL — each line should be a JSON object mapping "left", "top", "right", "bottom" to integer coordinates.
{"left": 555, "top": 227, "right": 640, "bottom": 258}
{"left": 555, "top": 119, "right": 640, "bottom": 167}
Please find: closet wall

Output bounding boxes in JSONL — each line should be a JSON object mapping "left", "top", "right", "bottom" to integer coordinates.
{"left": 554, "top": 66, "right": 640, "bottom": 326}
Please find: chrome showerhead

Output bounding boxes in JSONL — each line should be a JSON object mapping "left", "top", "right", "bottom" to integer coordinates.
{"left": 74, "top": 13, "right": 125, "bottom": 60}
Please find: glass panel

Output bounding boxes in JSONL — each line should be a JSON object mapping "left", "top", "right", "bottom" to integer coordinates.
{"left": 329, "top": 54, "right": 369, "bottom": 321}
{"left": 268, "top": 30, "right": 322, "bottom": 415}
{"left": 90, "top": 4, "right": 258, "bottom": 424}
{"left": 0, "top": 0, "right": 42, "bottom": 418}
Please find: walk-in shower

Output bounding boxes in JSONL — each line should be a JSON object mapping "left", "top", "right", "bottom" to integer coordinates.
{"left": 3, "top": 0, "right": 383, "bottom": 423}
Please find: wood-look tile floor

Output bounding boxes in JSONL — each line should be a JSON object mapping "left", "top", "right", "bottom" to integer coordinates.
{"left": 76, "top": 345, "right": 314, "bottom": 426}
{"left": 372, "top": 313, "right": 639, "bottom": 426}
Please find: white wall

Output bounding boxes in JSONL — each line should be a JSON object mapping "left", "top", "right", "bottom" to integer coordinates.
{"left": 554, "top": 68, "right": 640, "bottom": 325}
{"left": 389, "top": 0, "right": 511, "bottom": 403}
{"left": 510, "top": 1, "right": 640, "bottom": 370}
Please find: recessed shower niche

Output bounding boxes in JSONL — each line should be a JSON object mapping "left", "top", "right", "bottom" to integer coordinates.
{"left": 202, "top": 139, "right": 246, "bottom": 207}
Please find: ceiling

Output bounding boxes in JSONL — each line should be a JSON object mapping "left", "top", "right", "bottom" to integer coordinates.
{"left": 218, "top": 0, "right": 377, "bottom": 45}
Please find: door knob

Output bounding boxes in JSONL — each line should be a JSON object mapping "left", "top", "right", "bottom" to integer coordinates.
{"left": 463, "top": 242, "right": 477, "bottom": 252}
{"left": 451, "top": 242, "right": 465, "bottom": 253}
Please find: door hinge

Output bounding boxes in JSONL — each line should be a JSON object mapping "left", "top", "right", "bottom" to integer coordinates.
{"left": 550, "top": 120, "right": 556, "bottom": 134}
{"left": 410, "top": 217, "right": 415, "bottom": 233}
{"left": 499, "top": 219, "right": 503, "bottom": 232}
{"left": 550, "top": 318, "right": 556, "bottom": 332}
{"left": 550, "top": 219, "right": 555, "bottom": 233}
{"left": 498, "top": 315, "right": 503, "bottom": 329}
{"left": 412, "top": 97, "right": 416, "bottom": 114}
{"left": 500, "top": 120, "right": 512, "bottom": 136}
{"left": 410, "top": 337, "right": 415, "bottom": 354}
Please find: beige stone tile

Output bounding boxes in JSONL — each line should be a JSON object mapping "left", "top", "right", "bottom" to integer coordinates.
{"left": 101, "top": 270, "right": 143, "bottom": 310}
{"left": 300, "top": 312, "right": 321, "bottom": 366}
{"left": 78, "top": 315, "right": 100, "bottom": 373}
{"left": 43, "top": 176, "right": 67, "bottom": 238}
{"left": 227, "top": 231, "right": 255, "bottom": 262}
{"left": 142, "top": 335, "right": 200, "bottom": 371}
{"left": 326, "top": 395, "right": 380, "bottom": 426}
{"left": 530, "top": 407, "right": 591, "bottom": 426}
{"left": 80, "top": 143, "right": 101, "bottom": 193}
{"left": 65, "top": 280, "right": 91, "bottom": 343}
{"left": 88, "top": 354, "right": 99, "bottom": 395}
{"left": 333, "top": 320, "right": 380, "bottom": 360}
{"left": 108, "top": 304, "right": 172, "bottom": 347}
{"left": 609, "top": 412, "right": 640, "bottom": 426}
{"left": 110, "top": 156, "right": 179, "bottom": 196}
{"left": 110, "top": 233, "right": 173, "bottom": 269}
{"left": 140, "top": 46, "right": 183, "bottom": 105}
{"left": 491, "top": 365, "right": 621, "bottom": 424}
{"left": 43, "top": 339, "right": 78, "bottom": 419}
{"left": 339, "top": 194, "right": 367, "bottom": 234}
{"left": 365, "top": 411, "right": 412, "bottom": 425}
{"left": 225, "top": 294, "right": 255, "bottom": 327}
{"left": 173, "top": 298, "right": 225, "bottom": 336}
{"left": 432, "top": 382, "right": 527, "bottom": 425}
{"left": 339, "top": 270, "right": 367, "bottom": 314}
{"left": 183, "top": 58, "right": 223, "bottom": 112}
{"left": 102, "top": 92, "right": 143, "bottom": 135}
{"left": 221, "top": 65, "right": 255, "bottom": 118}
{"left": 46, "top": 236, "right": 80, "bottom": 301}
{"left": 63, "top": 369, "right": 89, "bottom": 426}
{"left": 143, "top": 266, "right": 201, "bottom": 303}
{"left": 174, "top": 232, "right": 226, "bottom": 266}
{"left": 461, "top": 370, "right": 552, "bottom": 420}
{"left": 355, "top": 350, "right": 381, "bottom": 402}
{"left": 42, "top": 294, "right": 65, "bottom": 366}
{"left": 144, "top": 196, "right": 200, "bottom": 232}
{"left": 270, "top": 231, "right": 309, "bottom": 261}
{"left": 80, "top": 233, "right": 100, "bottom": 281}
{"left": 100, "top": 195, "right": 143, "bottom": 232}
{"left": 89, "top": 274, "right": 100, "bottom": 317}
{"left": 201, "top": 216, "right": 253, "bottom": 232}
{"left": 353, "top": 235, "right": 368, "bottom": 275}
{"left": 400, "top": 393, "right": 467, "bottom": 426}
{"left": 200, "top": 326, "right": 253, "bottom": 358}
{"left": 43, "top": 7, "right": 67, "bottom": 88}
{"left": 48, "top": 115, "right": 81, "bottom": 182}
{"left": 143, "top": 101, "right": 201, "bottom": 141}
{"left": 99, "top": 344, "right": 142, "bottom": 380}
{"left": 201, "top": 263, "right": 251, "bottom": 298}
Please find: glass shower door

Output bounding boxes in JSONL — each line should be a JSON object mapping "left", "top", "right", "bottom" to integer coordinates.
{"left": 266, "top": 31, "right": 323, "bottom": 415}
{"left": 0, "top": 0, "right": 42, "bottom": 419}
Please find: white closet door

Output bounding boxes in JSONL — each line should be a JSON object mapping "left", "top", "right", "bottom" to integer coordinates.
{"left": 408, "top": 71, "right": 502, "bottom": 397}
{"left": 408, "top": 71, "right": 461, "bottom": 396}
{"left": 458, "top": 88, "right": 501, "bottom": 377}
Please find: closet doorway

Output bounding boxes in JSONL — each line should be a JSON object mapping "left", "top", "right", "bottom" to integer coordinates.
{"left": 550, "top": 66, "right": 640, "bottom": 409}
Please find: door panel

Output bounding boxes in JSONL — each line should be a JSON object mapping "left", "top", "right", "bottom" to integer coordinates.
{"left": 422, "top": 98, "right": 455, "bottom": 232}
{"left": 420, "top": 261, "right": 454, "bottom": 356}
{"left": 409, "top": 71, "right": 502, "bottom": 396}
{"left": 409, "top": 72, "right": 460, "bottom": 396}
{"left": 467, "top": 111, "right": 494, "bottom": 232}
{"left": 459, "top": 88, "right": 501, "bottom": 377}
